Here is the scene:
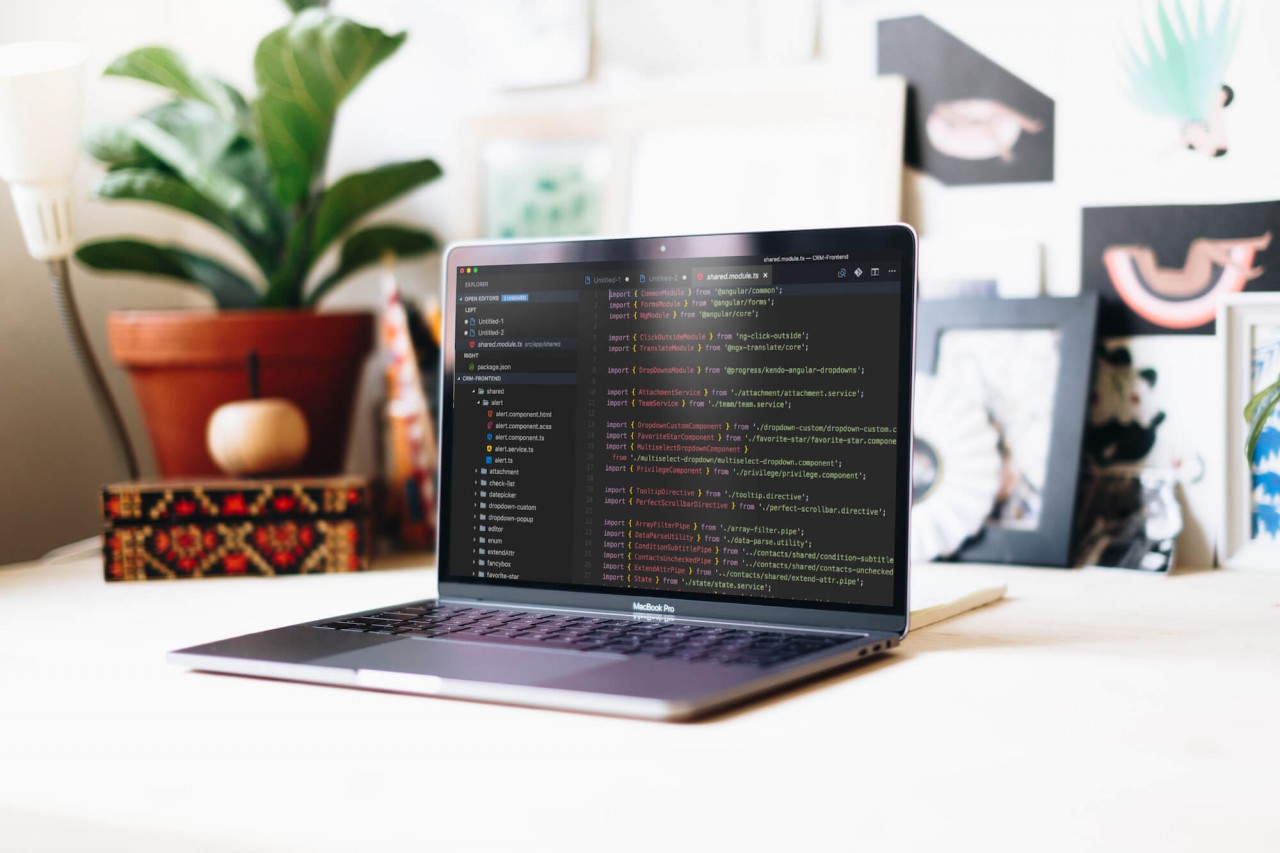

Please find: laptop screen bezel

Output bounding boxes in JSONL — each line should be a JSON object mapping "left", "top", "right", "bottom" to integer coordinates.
{"left": 435, "top": 226, "right": 916, "bottom": 636}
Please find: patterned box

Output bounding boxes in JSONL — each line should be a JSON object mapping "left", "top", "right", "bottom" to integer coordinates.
{"left": 102, "top": 477, "right": 371, "bottom": 581}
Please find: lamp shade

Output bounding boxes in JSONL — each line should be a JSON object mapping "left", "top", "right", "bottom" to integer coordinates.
{"left": 0, "top": 41, "right": 87, "bottom": 260}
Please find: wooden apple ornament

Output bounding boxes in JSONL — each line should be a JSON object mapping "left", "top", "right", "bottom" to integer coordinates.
{"left": 206, "top": 351, "right": 310, "bottom": 476}
{"left": 207, "top": 399, "right": 309, "bottom": 475}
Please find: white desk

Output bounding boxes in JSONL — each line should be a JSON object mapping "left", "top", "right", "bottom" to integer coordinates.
{"left": 1, "top": 551, "right": 1276, "bottom": 853}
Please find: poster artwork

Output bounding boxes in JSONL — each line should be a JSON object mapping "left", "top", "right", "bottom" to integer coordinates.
{"left": 1082, "top": 201, "right": 1280, "bottom": 336}
{"left": 1121, "top": 0, "right": 1241, "bottom": 158}
{"left": 877, "top": 15, "right": 1054, "bottom": 186}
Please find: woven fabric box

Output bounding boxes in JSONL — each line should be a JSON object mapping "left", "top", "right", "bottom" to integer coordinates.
{"left": 102, "top": 477, "right": 371, "bottom": 581}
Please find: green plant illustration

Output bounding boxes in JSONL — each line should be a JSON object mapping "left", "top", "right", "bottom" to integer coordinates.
{"left": 1121, "top": 0, "right": 1240, "bottom": 123}
{"left": 1245, "top": 376, "right": 1280, "bottom": 464}
{"left": 76, "top": 0, "right": 440, "bottom": 308}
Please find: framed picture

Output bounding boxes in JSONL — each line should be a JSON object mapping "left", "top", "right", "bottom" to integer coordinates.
{"left": 916, "top": 295, "right": 1098, "bottom": 566}
{"left": 456, "top": 104, "right": 627, "bottom": 240}
{"left": 1218, "top": 294, "right": 1280, "bottom": 569}
{"left": 1076, "top": 337, "right": 1216, "bottom": 570}
{"left": 478, "top": 138, "right": 612, "bottom": 239}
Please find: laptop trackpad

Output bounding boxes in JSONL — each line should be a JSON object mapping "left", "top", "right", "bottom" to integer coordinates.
{"left": 311, "top": 639, "right": 615, "bottom": 686}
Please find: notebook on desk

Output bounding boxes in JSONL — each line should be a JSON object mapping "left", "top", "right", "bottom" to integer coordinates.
{"left": 170, "top": 225, "right": 919, "bottom": 720}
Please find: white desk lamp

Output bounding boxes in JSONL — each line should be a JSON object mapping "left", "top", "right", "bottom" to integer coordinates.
{"left": 0, "top": 41, "right": 138, "bottom": 479}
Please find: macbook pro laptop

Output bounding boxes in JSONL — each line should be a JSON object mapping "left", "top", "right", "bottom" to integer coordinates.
{"left": 170, "top": 225, "right": 918, "bottom": 721}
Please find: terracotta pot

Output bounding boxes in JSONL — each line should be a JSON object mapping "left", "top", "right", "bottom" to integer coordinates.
{"left": 107, "top": 310, "right": 375, "bottom": 477}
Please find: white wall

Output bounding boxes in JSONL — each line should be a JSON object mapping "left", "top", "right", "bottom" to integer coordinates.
{"left": 3, "top": 0, "right": 1279, "bottom": 563}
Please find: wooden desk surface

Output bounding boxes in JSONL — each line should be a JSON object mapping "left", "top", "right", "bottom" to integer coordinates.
{"left": 0, "top": 551, "right": 1276, "bottom": 852}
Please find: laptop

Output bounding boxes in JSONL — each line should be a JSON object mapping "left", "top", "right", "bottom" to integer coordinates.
{"left": 170, "top": 225, "right": 919, "bottom": 721}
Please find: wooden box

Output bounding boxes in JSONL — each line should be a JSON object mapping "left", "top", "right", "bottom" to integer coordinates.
{"left": 101, "top": 477, "right": 370, "bottom": 581}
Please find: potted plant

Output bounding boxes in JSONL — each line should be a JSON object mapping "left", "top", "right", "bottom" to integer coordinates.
{"left": 77, "top": 0, "right": 440, "bottom": 476}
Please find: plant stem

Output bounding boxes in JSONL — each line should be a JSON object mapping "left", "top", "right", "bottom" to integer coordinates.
{"left": 247, "top": 349, "right": 260, "bottom": 399}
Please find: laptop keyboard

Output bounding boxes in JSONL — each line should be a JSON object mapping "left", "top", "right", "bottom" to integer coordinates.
{"left": 315, "top": 604, "right": 853, "bottom": 668}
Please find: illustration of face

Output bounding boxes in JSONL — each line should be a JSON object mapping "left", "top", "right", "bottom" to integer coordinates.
{"left": 1183, "top": 84, "right": 1235, "bottom": 158}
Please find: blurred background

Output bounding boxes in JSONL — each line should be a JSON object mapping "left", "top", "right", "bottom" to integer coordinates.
{"left": 3, "top": 0, "right": 1279, "bottom": 564}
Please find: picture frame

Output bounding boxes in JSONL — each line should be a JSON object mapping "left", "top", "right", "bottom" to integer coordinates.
{"left": 916, "top": 294, "right": 1098, "bottom": 566}
{"left": 1218, "top": 293, "right": 1280, "bottom": 570}
{"left": 456, "top": 104, "right": 627, "bottom": 240}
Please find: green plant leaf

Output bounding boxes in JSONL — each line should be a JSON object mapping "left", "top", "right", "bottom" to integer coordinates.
{"left": 105, "top": 46, "right": 248, "bottom": 124}
{"left": 91, "top": 167, "right": 274, "bottom": 274}
{"left": 93, "top": 167, "right": 239, "bottom": 235}
{"left": 310, "top": 159, "right": 442, "bottom": 260}
{"left": 84, "top": 124, "right": 170, "bottom": 171}
{"left": 263, "top": 159, "right": 440, "bottom": 306}
{"left": 216, "top": 136, "right": 291, "bottom": 251}
{"left": 1244, "top": 378, "right": 1280, "bottom": 464}
{"left": 305, "top": 225, "right": 437, "bottom": 306}
{"left": 76, "top": 239, "right": 261, "bottom": 309}
{"left": 124, "top": 101, "right": 278, "bottom": 240}
{"left": 282, "top": 0, "right": 329, "bottom": 10}
{"left": 1245, "top": 380, "right": 1275, "bottom": 422}
{"left": 253, "top": 9, "right": 406, "bottom": 207}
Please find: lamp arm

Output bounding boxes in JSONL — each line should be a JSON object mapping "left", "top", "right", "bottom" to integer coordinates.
{"left": 46, "top": 258, "right": 140, "bottom": 481}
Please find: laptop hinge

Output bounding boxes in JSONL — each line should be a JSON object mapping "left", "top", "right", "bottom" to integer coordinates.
{"left": 437, "top": 595, "right": 877, "bottom": 638}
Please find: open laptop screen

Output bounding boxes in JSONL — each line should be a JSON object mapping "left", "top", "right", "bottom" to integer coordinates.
{"left": 440, "top": 227, "right": 915, "bottom": 618}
